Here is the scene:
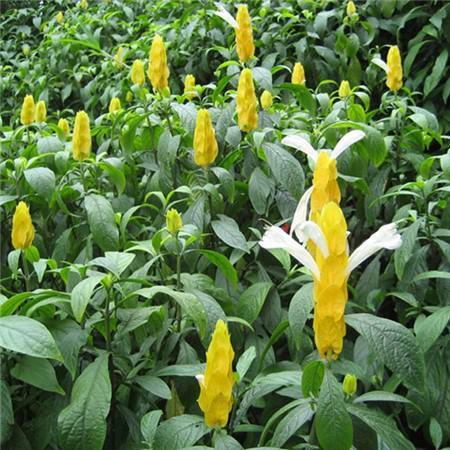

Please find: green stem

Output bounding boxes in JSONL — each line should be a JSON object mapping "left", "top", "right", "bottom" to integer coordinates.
{"left": 21, "top": 251, "right": 31, "bottom": 292}
{"left": 175, "top": 247, "right": 182, "bottom": 330}
{"left": 80, "top": 161, "right": 86, "bottom": 193}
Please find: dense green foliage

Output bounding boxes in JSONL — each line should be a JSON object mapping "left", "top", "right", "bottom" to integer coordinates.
{"left": 1, "top": 1, "right": 449, "bottom": 449}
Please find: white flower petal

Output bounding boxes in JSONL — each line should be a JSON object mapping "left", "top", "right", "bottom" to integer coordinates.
{"left": 195, "top": 374, "right": 205, "bottom": 384}
{"left": 291, "top": 187, "right": 313, "bottom": 242}
{"left": 214, "top": 3, "right": 238, "bottom": 28}
{"left": 330, "top": 130, "right": 366, "bottom": 160}
{"left": 260, "top": 226, "right": 320, "bottom": 279}
{"left": 282, "top": 135, "right": 318, "bottom": 163}
{"left": 347, "top": 222, "right": 402, "bottom": 274}
{"left": 298, "top": 221, "right": 329, "bottom": 258}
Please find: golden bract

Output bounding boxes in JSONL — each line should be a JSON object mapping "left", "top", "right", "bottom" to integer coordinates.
{"left": 20, "top": 95, "right": 35, "bottom": 126}
{"left": 72, "top": 111, "right": 91, "bottom": 161}
{"left": 260, "top": 90, "right": 273, "bottom": 110}
{"left": 148, "top": 34, "right": 170, "bottom": 91}
{"left": 166, "top": 209, "right": 183, "bottom": 235}
{"left": 343, "top": 374, "right": 357, "bottom": 395}
{"left": 35, "top": 100, "right": 47, "bottom": 122}
{"left": 184, "top": 74, "right": 196, "bottom": 100}
{"left": 338, "top": 80, "right": 352, "bottom": 98}
{"left": 193, "top": 109, "right": 218, "bottom": 168}
{"left": 292, "top": 62, "right": 306, "bottom": 85}
{"left": 197, "top": 320, "right": 235, "bottom": 428}
{"left": 386, "top": 45, "right": 403, "bottom": 92}
{"left": 346, "top": 1, "right": 356, "bottom": 16}
{"left": 58, "top": 118, "right": 70, "bottom": 138}
{"left": 114, "top": 47, "right": 124, "bottom": 69}
{"left": 79, "top": 0, "right": 88, "bottom": 9}
{"left": 109, "top": 97, "right": 121, "bottom": 114}
{"left": 56, "top": 11, "right": 64, "bottom": 24}
{"left": 235, "top": 5, "right": 255, "bottom": 63}
{"left": 130, "top": 59, "right": 145, "bottom": 86}
{"left": 236, "top": 68, "right": 258, "bottom": 132}
{"left": 11, "top": 201, "right": 35, "bottom": 250}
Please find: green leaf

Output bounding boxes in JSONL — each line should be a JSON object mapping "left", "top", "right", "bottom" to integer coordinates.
{"left": 134, "top": 375, "right": 171, "bottom": 399}
{"left": 11, "top": 355, "right": 64, "bottom": 395}
{"left": 429, "top": 417, "right": 443, "bottom": 450}
{"left": 413, "top": 270, "right": 450, "bottom": 282}
{"left": 316, "top": 370, "right": 353, "bottom": 450}
{"left": 301, "top": 360, "right": 325, "bottom": 398}
{"left": 424, "top": 49, "right": 448, "bottom": 97}
{"left": 0, "top": 316, "right": 62, "bottom": 361}
{"left": 346, "top": 313, "right": 425, "bottom": 390}
{"left": 24, "top": 167, "right": 55, "bottom": 199}
{"left": 196, "top": 249, "right": 238, "bottom": 285}
{"left": 249, "top": 167, "right": 272, "bottom": 215}
{"left": 263, "top": 143, "right": 305, "bottom": 199}
{"left": 288, "top": 283, "right": 314, "bottom": 349}
{"left": 236, "top": 346, "right": 257, "bottom": 382}
{"left": 347, "top": 404, "right": 414, "bottom": 450}
{"left": 280, "top": 83, "right": 317, "bottom": 114}
{"left": 415, "top": 306, "right": 450, "bottom": 352}
{"left": 84, "top": 194, "right": 119, "bottom": 252}
{"left": 395, "top": 221, "right": 421, "bottom": 280}
{"left": 71, "top": 275, "right": 104, "bottom": 322}
{"left": 89, "top": 252, "right": 135, "bottom": 278}
{"left": 211, "top": 215, "right": 248, "bottom": 253}
{"left": 153, "top": 415, "right": 209, "bottom": 450}
{"left": 354, "top": 391, "right": 412, "bottom": 405}
{"left": 141, "top": 410, "right": 163, "bottom": 446}
{"left": 237, "top": 282, "right": 273, "bottom": 324}
{"left": 214, "top": 433, "right": 244, "bottom": 450}
{"left": 58, "top": 354, "right": 111, "bottom": 450}
{"left": 98, "top": 161, "right": 126, "bottom": 195}
{"left": 0, "top": 379, "right": 14, "bottom": 443}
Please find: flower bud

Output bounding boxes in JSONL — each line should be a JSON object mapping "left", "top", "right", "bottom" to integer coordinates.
{"left": 35, "top": 100, "right": 47, "bottom": 123}
{"left": 236, "top": 68, "right": 258, "bottom": 132}
{"left": 11, "top": 201, "right": 35, "bottom": 250}
{"left": 20, "top": 95, "right": 35, "bottom": 126}
{"left": 79, "top": 0, "right": 88, "bottom": 9}
{"left": 114, "top": 47, "right": 124, "bottom": 69}
{"left": 346, "top": 1, "right": 356, "bottom": 16}
{"left": 109, "top": 97, "right": 121, "bottom": 114}
{"left": 260, "top": 90, "right": 273, "bottom": 110}
{"left": 343, "top": 374, "right": 357, "bottom": 395}
{"left": 194, "top": 109, "right": 218, "bottom": 167}
{"left": 338, "top": 80, "right": 352, "bottom": 99}
{"left": 235, "top": 5, "right": 255, "bottom": 63}
{"left": 166, "top": 209, "right": 183, "bottom": 235}
{"left": 56, "top": 11, "right": 64, "bottom": 24}
{"left": 126, "top": 91, "right": 133, "bottom": 102}
{"left": 130, "top": 59, "right": 145, "bottom": 86}
{"left": 58, "top": 118, "right": 70, "bottom": 138}
{"left": 22, "top": 44, "right": 30, "bottom": 56}
{"left": 148, "top": 34, "right": 170, "bottom": 91}
{"left": 184, "top": 74, "right": 196, "bottom": 100}
{"left": 292, "top": 62, "right": 306, "bottom": 85}
{"left": 72, "top": 111, "right": 91, "bottom": 161}
{"left": 386, "top": 45, "right": 403, "bottom": 92}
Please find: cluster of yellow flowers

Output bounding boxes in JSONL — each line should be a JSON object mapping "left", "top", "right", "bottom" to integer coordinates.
{"left": 20, "top": 95, "right": 47, "bottom": 125}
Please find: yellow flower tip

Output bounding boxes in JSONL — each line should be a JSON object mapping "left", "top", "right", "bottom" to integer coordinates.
{"left": 198, "top": 319, "right": 235, "bottom": 428}
{"left": 56, "top": 11, "right": 64, "bottom": 24}
{"left": 72, "top": 111, "right": 91, "bottom": 161}
{"left": 292, "top": 62, "right": 306, "bottom": 85}
{"left": 114, "top": 47, "right": 124, "bottom": 69}
{"left": 386, "top": 45, "right": 403, "bottom": 92}
{"left": 193, "top": 109, "right": 218, "bottom": 168}
{"left": 109, "top": 97, "right": 121, "bottom": 114}
{"left": 79, "top": 0, "right": 88, "bottom": 9}
{"left": 148, "top": 34, "right": 170, "bottom": 91}
{"left": 166, "top": 208, "right": 183, "bottom": 235}
{"left": 343, "top": 374, "right": 357, "bottom": 395}
{"left": 184, "top": 74, "right": 196, "bottom": 100}
{"left": 130, "top": 59, "right": 145, "bottom": 86}
{"left": 260, "top": 90, "right": 273, "bottom": 110}
{"left": 311, "top": 151, "right": 340, "bottom": 215}
{"left": 20, "top": 95, "right": 35, "bottom": 126}
{"left": 35, "top": 100, "right": 47, "bottom": 123}
{"left": 338, "top": 80, "right": 352, "bottom": 99}
{"left": 58, "top": 118, "right": 70, "bottom": 138}
{"left": 11, "top": 201, "right": 35, "bottom": 250}
{"left": 346, "top": 0, "right": 356, "bottom": 16}
{"left": 235, "top": 4, "right": 255, "bottom": 63}
{"left": 236, "top": 68, "right": 258, "bottom": 132}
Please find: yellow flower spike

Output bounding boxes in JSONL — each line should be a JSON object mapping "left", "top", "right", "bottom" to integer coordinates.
{"left": 386, "top": 45, "right": 403, "bottom": 92}
{"left": 236, "top": 68, "right": 258, "bottom": 132}
{"left": 343, "top": 374, "right": 357, "bottom": 395}
{"left": 20, "top": 95, "right": 35, "bottom": 126}
{"left": 193, "top": 109, "right": 218, "bottom": 168}
{"left": 35, "top": 100, "right": 47, "bottom": 123}
{"left": 346, "top": 1, "right": 356, "bottom": 16}
{"left": 166, "top": 209, "right": 183, "bottom": 235}
{"left": 79, "top": 0, "right": 88, "bottom": 9}
{"left": 58, "top": 118, "right": 70, "bottom": 138}
{"left": 292, "top": 62, "right": 306, "bottom": 85}
{"left": 184, "top": 74, "right": 196, "bottom": 100}
{"left": 130, "top": 59, "right": 145, "bottom": 86}
{"left": 56, "top": 11, "right": 64, "bottom": 24}
{"left": 148, "top": 34, "right": 170, "bottom": 91}
{"left": 235, "top": 4, "right": 255, "bottom": 63}
{"left": 338, "top": 80, "right": 352, "bottom": 99}
{"left": 197, "top": 320, "right": 235, "bottom": 428}
{"left": 114, "top": 47, "right": 124, "bottom": 69}
{"left": 72, "top": 111, "right": 91, "bottom": 161}
{"left": 109, "top": 97, "right": 121, "bottom": 114}
{"left": 260, "top": 90, "right": 273, "bottom": 110}
{"left": 11, "top": 201, "right": 35, "bottom": 250}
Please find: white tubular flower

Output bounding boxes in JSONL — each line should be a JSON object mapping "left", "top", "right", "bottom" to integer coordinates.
{"left": 347, "top": 223, "right": 402, "bottom": 274}
{"left": 291, "top": 187, "right": 313, "bottom": 242}
{"left": 215, "top": 3, "right": 238, "bottom": 28}
{"left": 282, "top": 129, "right": 366, "bottom": 162}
